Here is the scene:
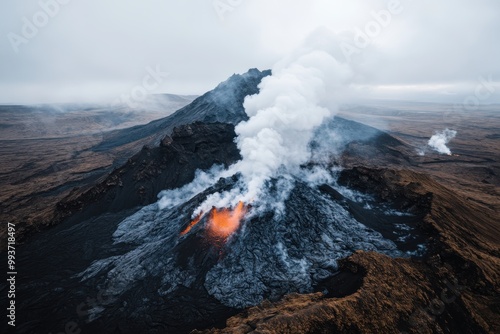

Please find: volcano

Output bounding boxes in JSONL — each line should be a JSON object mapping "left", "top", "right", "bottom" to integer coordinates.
{"left": 0, "top": 69, "right": 499, "bottom": 334}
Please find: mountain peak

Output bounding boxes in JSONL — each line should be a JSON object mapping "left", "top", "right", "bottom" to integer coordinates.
{"left": 200, "top": 68, "right": 272, "bottom": 122}
{"left": 215, "top": 68, "right": 271, "bottom": 90}
{"left": 93, "top": 68, "right": 271, "bottom": 151}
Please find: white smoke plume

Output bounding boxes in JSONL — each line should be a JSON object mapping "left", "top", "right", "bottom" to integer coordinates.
{"left": 157, "top": 165, "right": 226, "bottom": 210}
{"left": 427, "top": 128, "right": 457, "bottom": 155}
{"left": 195, "top": 30, "right": 352, "bottom": 214}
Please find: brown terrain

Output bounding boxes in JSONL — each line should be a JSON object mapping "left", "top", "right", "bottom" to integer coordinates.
{"left": 0, "top": 98, "right": 499, "bottom": 333}
{"left": 0, "top": 94, "right": 196, "bottom": 248}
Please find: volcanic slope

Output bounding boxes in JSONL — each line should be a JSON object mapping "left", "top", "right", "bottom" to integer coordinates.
{"left": 1, "top": 69, "right": 498, "bottom": 333}
{"left": 3, "top": 120, "right": 431, "bottom": 334}
{"left": 0, "top": 68, "right": 271, "bottom": 248}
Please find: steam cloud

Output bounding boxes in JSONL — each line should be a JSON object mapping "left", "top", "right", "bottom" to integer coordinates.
{"left": 195, "top": 30, "right": 352, "bottom": 214}
{"left": 82, "top": 30, "right": 409, "bottom": 308}
{"left": 427, "top": 128, "right": 457, "bottom": 155}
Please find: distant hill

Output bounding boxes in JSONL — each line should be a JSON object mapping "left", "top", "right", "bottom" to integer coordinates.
{"left": 0, "top": 93, "right": 196, "bottom": 140}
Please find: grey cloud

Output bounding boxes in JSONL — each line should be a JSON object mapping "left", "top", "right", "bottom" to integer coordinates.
{"left": 0, "top": 0, "right": 499, "bottom": 104}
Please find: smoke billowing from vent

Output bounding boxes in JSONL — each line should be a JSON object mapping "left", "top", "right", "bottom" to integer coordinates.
{"left": 427, "top": 128, "right": 457, "bottom": 155}
{"left": 195, "top": 30, "right": 352, "bottom": 214}
{"left": 76, "top": 30, "right": 423, "bottom": 313}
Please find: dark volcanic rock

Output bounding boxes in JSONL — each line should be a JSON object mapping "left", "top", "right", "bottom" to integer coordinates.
{"left": 54, "top": 122, "right": 241, "bottom": 224}
{"left": 311, "top": 116, "right": 417, "bottom": 169}
{"left": 53, "top": 115, "right": 421, "bottom": 238}
{"left": 337, "top": 166, "right": 434, "bottom": 213}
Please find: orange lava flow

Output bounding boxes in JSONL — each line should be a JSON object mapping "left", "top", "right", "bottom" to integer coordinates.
{"left": 180, "top": 212, "right": 203, "bottom": 236}
{"left": 208, "top": 202, "right": 247, "bottom": 239}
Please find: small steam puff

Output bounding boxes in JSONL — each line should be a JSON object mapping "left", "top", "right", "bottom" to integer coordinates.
{"left": 195, "top": 43, "right": 352, "bottom": 213}
{"left": 427, "top": 128, "right": 457, "bottom": 155}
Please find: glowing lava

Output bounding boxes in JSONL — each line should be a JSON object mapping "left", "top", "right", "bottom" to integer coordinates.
{"left": 180, "top": 202, "right": 247, "bottom": 239}
{"left": 180, "top": 212, "right": 203, "bottom": 236}
{"left": 208, "top": 201, "right": 247, "bottom": 239}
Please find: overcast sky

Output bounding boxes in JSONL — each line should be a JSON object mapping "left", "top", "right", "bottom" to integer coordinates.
{"left": 1, "top": 0, "right": 499, "bottom": 104}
